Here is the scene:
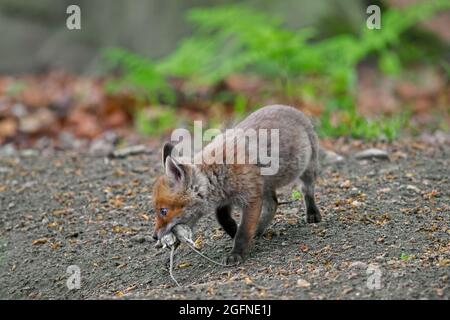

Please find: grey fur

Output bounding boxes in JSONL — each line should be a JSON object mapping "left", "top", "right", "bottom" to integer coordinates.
{"left": 256, "top": 188, "right": 278, "bottom": 237}
{"left": 161, "top": 104, "right": 321, "bottom": 264}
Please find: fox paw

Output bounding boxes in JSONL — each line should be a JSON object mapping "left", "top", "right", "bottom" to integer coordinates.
{"left": 306, "top": 213, "right": 321, "bottom": 223}
{"left": 223, "top": 253, "right": 244, "bottom": 266}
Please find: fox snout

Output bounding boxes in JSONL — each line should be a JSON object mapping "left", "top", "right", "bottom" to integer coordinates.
{"left": 152, "top": 219, "right": 170, "bottom": 241}
{"left": 152, "top": 224, "right": 166, "bottom": 241}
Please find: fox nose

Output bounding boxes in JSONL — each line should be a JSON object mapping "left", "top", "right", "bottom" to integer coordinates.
{"left": 152, "top": 233, "right": 158, "bottom": 241}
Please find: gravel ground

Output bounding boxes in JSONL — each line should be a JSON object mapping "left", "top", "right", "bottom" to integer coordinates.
{"left": 0, "top": 140, "right": 449, "bottom": 299}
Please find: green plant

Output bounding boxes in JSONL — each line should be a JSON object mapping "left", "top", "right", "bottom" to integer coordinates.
{"left": 103, "top": 47, "right": 175, "bottom": 105}
{"left": 103, "top": 1, "right": 449, "bottom": 139}
{"left": 5, "top": 81, "right": 26, "bottom": 97}
{"left": 163, "top": 1, "right": 448, "bottom": 87}
{"left": 233, "top": 94, "right": 248, "bottom": 119}
{"left": 291, "top": 189, "right": 302, "bottom": 201}
{"left": 442, "top": 61, "right": 450, "bottom": 80}
{"left": 319, "top": 108, "right": 410, "bottom": 141}
{"left": 400, "top": 252, "right": 410, "bottom": 261}
{"left": 134, "top": 107, "right": 177, "bottom": 136}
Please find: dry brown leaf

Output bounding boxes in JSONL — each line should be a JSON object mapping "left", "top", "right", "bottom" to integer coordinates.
{"left": 32, "top": 238, "right": 48, "bottom": 245}
{"left": 178, "top": 262, "right": 191, "bottom": 269}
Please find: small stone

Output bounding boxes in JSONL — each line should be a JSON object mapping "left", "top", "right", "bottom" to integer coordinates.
{"left": 110, "top": 145, "right": 149, "bottom": 159}
{"left": 435, "top": 288, "right": 444, "bottom": 297}
{"left": 89, "top": 140, "right": 113, "bottom": 156}
{"left": 35, "top": 137, "right": 52, "bottom": 150}
{"left": 355, "top": 148, "right": 389, "bottom": 161}
{"left": 340, "top": 180, "right": 351, "bottom": 189}
{"left": 406, "top": 185, "right": 421, "bottom": 193}
{"left": 351, "top": 200, "right": 362, "bottom": 208}
{"left": 349, "top": 261, "right": 367, "bottom": 269}
{"left": 89, "top": 131, "right": 117, "bottom": 156}
{"left": 59, "top": 132, "right": 87, "bottom": 150}
{"left": 322, "top": 150, "right": 345, "bottom": 164}
{"left": 0, "top": 144, "right": 16, "bottom": 156}
{"left": 296, "top": 279, "right": 311, "bottom": 288}
{"left": 11, "top": 103, "right": 27, "bottom": 118}
{"left": 19, "top": 109, "right": 55, "bottom": 134}
{"left": 20, "top": 149, "right": 39, "bottom": 157}
{"left": 131, "top": 235, "right": 145, "bottom": 244}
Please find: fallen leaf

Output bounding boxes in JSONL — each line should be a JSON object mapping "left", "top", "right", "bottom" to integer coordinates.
{"left": 244, "top": 277, "right": 253, "bottom": 285}
{"left": 299, "top": 244, "right": 309, "bottom": 252}
{"left": 51, "top": 242, "right": 61, "bottom": 250}
{"left": 0, "top": 118, "right": 17, "bottom": 138}
{"left": 32, "top": 238, "right": 48, "bottom": 245}
{"left": 47, "top": 222, "right": 58, "bottom": 228}
{"left": 178, "top": 262, "right": 191, "bottom": 269}
{"left": 194, "top": 236, "right": 203, "bottom": 249}
{"left": 340, "top": 180, "right": 351, "bottom": 189}
{"left": 115, "top": 291, "right": 124, "bottom": 297}
{"left": 342, "top": 287, "right": 353, "bottom": 295}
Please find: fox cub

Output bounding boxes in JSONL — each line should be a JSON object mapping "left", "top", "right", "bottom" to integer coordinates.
{"left": 152, "top": 104, "right": 321, "bottom": 265}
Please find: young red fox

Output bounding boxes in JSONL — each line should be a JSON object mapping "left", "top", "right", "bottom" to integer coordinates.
{"left": 152, "top": 105, "right": 321, "bottom": 265}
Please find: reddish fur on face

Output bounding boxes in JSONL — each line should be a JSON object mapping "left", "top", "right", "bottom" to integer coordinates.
{"left": 152, "top": 176, "right": 187, "bottom": 235}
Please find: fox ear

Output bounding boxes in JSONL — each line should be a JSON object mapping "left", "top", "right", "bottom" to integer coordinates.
{"left": 162, "top": 142, "right": 174, "bottom": 168}
{"left": 165, "top": 156, "right": 189, "bottom": 186}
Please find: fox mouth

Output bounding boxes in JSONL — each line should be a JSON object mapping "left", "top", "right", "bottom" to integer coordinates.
{"left": 155, "top": 216, "right": 185, "bottom": 241}
{"left": 155, "top": 211, "right": 203, "bottom": 241}
{"left": 153, "top": 207, "right": 206, "bottom": 242}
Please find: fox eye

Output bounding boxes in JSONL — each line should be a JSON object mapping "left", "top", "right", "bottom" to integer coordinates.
{"left": 159, "top": 208, "right": 168, "bottom": 216}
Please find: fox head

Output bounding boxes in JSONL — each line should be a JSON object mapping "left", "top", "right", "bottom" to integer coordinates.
{"left": 152, "top": 142, "right": 209, "bottom": 240}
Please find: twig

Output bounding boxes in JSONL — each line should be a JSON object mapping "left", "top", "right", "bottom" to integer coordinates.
{"left": 277, "top": 199, "right": 301, "bottom": 205}
{"left": 165, "top": 224, "right": 230, "bottom": 287}
{"left": 182, "top": 237, "right": 229, "bottom": 267}
{"left": 169, "top": 246, "right": 181, "bottom": 287}
{"left": 109, "top": 145, "right": 150, "bottom": 158}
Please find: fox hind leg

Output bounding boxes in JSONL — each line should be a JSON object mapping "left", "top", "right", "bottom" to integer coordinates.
{"left": 299, "top": 169, "right": 321, "bottom": 223}
{"left": 256, "top": 188, "right": 278, "bottom": 237}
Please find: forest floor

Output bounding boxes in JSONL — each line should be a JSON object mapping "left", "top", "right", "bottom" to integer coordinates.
{"left": 0, "top": 138, "right": 449, "bottom": 299}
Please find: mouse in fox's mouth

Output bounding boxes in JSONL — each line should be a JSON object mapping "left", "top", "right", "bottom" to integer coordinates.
{"left": 154, "top": 224, "right": 193, "bottom": 249}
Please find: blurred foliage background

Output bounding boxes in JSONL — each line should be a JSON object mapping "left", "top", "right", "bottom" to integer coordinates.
{"left": 0, "top": 0, "right": 449, "bottom": 148}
